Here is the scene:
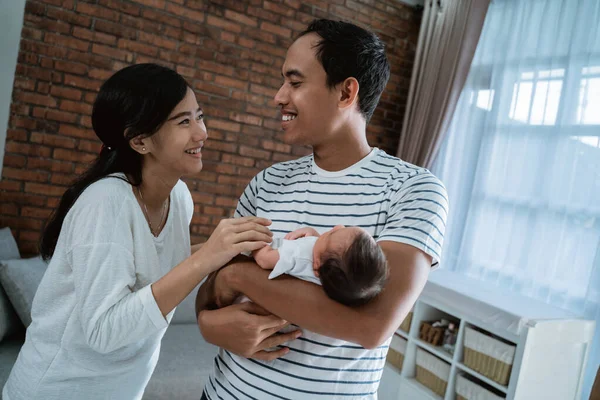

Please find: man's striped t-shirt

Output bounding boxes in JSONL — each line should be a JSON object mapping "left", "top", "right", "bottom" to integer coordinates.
{"left": 204, "top": 148, "right": 448, "bottom": 400}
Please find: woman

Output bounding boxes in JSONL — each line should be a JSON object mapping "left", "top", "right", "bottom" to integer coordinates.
{"left": 2, "top": 64, "right": 273, "bottom": 400}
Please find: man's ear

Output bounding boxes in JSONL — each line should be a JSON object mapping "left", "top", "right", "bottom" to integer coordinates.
{"left": 338, "top": 77, "right": 360, "bottom": 110}
{"left": 129, "top": 134, "right": 150, "bottom": 155}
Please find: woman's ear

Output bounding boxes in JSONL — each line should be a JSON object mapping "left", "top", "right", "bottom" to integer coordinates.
{"left": 129, "top": 134, "right": 150, "bottom": 155}
{"left": 338, "top": 77, "right": 360, "bottom": 110}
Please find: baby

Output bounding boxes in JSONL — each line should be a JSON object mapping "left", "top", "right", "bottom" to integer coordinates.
{"left": 252, "top": 225, "right": 388, "bottom": 307}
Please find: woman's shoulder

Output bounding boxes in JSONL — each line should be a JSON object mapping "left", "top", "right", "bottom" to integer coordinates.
{"left": 77, "top": 174, "right": 132, "bottom": 205}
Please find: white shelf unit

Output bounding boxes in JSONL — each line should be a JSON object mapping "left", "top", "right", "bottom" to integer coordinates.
{"left": 378, "top": 269, "right": 596, "bottom": 400}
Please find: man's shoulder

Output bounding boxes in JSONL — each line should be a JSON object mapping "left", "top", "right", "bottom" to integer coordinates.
{"left": 256, "top": 154, "right": 313, "bottom": 184}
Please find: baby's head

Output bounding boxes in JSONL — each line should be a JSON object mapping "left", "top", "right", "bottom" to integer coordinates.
{"left": 313, "top": 226, "right": 388, "bottom": 307}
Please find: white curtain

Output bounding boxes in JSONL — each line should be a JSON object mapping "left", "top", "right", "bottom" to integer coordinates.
{"left": 432, "top": 0, "right": 600, "bottom": 397}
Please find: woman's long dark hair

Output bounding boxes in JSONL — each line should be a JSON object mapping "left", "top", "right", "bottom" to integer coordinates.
{"left": 39, "top": 63, "right": 189, "bottom": 260}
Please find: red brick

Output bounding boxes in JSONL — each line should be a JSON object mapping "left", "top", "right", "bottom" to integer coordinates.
{"left": 3, "top": 154, "right": 27, "bottom": 168}
{"left": 141, "top": 8, "right": 182, "bottom": 28}
{"left": 224, "top": 9, "right": 258, "bottom": 27}
{"left": 75, "top": 2, "right": 119, "bottom": 21}
{"left": 138, "top": 32, "right": 178, "bottom": 50}
{"left": 97, "top": 0, "right": 141, "bottom": 16}
{"left": 207, "top": 119, "right": 241, "bottom": 133}
{"left": 7, "top": 129, "right": 28, "bottom": 141}
{"left": 19, "top": 231, "right": 41, "bottom": 243}
{"left": 5, "top": 141, "right": 52, "bottom": 157}
{"left": 21, "top": 206, "right": 53, "bottom": 219}
{"left": 0, "top": 192, "right": 47, "bottom": 207}
{"left": 262, "top": 140, "right": 292, "bottom": 153}
{"left": 135, "top": 0, "right": 166, "bottom": 7}
{"left": 117, "top": 39, "right": 158, "bottom": 57}
{"left": 263, "top": 1, "right": 296, "bottom": 17}
{"left": 2, "top": 167, "right": 49, "bottom": 183}
{"left": 194, "top": 81, "right": 231, "bottom": 98}
{"left": 27, "top": 157, "right": 74, "bottom": 173}
{"left": 64, "top": 74, "right": 102, "bottom": 91}
{"left": 215, "top": 75, "right": 249, "bottom": 91}
{"left": 50, "top": 173, "right": 76, "bottom": 185}
{"left": 53, "top": 148, "right": 96, "bottom": 163}
{"left": 44, "top": 33, "right": 90, "bottom": 52}
{"left": 207, "top": 15, "right": 243, "bottom": 33}
{"left": 24, "top": 182, "right": 66, "bottom": 197}
{"left": 14, "top": 91, "right": 57, "bottom": 107}
{"left": 77, "top": 140, "right": 101, "bottom": 153}
{"left": 222, "top": 153, "right": 255, "bottom": 167}
{"left": 0, "top": 217, "right": 43, "bottom": 231}
{"left": 47, "top": 7, "right": 92, "bottom": 27}
{"left": 239, "top": 145, "right": 271, "bottom": 160}
{"left": 59, "top": 100, "right": 93, "bottom": 114}
{"left": 53, "top": 60, "right": 87, "bottom": 75}
{"left": 229, "top": 112, "right": 262, "bottom": 126}
{"left": 72, "top": 27, "right": 117, "bottom": 46}
{"left": 166, "top": 3, "right": 204, "bottom": 21}
{"left": 94, "top": 20, "right": 137, "bottom": 40}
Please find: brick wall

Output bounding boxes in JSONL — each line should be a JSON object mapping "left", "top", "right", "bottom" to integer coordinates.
{"left": 0, "top": 0, "right": 422, "bottom": 255}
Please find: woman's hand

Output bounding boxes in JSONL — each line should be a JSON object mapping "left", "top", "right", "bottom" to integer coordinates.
{"left": 195, "top": 216, "right": 272, "bottom": 272}
{"left": 284, "top": 227, "right": 320, "bottom": 240}
{"left": 198, "top": 302, "right": 302, "bottom": 361}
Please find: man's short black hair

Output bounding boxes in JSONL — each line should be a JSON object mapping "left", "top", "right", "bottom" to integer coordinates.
{"left": 298, "top": 19, "right": 391, "bottom": 122}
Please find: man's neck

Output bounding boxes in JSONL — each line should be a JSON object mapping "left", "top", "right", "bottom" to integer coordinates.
{"left": 313, "top": 128, "right": 372, "bottom": 172}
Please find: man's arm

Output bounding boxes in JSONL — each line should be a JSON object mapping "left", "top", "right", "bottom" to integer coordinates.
{"left": 220, "top": 241, "right": 431, "bottom": 349}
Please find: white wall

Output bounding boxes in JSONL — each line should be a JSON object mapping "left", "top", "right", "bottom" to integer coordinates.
{"left": 0, "top": 0, "right": 27, "bottom": 178}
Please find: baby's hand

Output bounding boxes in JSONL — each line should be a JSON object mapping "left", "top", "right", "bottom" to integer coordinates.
{"left": 285, "top": 227, "right": 320, "bottom": 240}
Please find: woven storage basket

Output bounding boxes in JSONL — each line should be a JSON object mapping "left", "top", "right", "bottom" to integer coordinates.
{"left": 399, "top": 311, "right": 413, "bottom": 333}
{"left": 464, "top": 327, "right": 516, "bottom": 386}
{"left": 456, "top": 374, "right": 505, "bottom": 400}
{"left": 416, "top": 348, "right": 450, "bottom": 397}
{"left": 386, "top": 335, "right": 407, "bottom": 371}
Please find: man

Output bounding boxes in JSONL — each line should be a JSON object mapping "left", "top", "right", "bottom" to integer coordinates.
{"left": 196, "top": 19, "right": 448, "bottom": 399}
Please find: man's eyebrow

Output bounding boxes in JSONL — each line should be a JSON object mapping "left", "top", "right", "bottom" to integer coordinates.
{"left": 168, "top": 107, "right": 203, "bottom": 121}
{"left": 281, "top": 69, "right": 305, "bottom": 79}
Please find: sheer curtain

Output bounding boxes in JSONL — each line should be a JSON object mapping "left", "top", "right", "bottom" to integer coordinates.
{"left": 432, "top": 0, "right": 600, "bottom": 397}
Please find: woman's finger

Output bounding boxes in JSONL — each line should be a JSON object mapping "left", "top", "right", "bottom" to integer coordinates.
{"left": 251, "top": 347, "right": 289, "bottom": 361}
{"left": 259, "top": 330, "right": 302, "bottom": 349}
{"left": 235, "top": 241, "right": 271, "bottom": 254}
{"left": 232, "top": 222, "right": 273, "bottom": 236}
{"left": 261, "top": 324, "right": 294, "bottom": 338}
{"left": 233, "top": 230, "right": 273, "bottom": 244}
{"left": 231, "top": 216, "right": 272, "bottom": 226}
{"left": 239, "top": 301, "right": 272, "bottom": 316}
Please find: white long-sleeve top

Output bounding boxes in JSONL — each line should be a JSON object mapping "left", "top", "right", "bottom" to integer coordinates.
{"left": 3, "top": 174, "right": 194, "bottom": 400}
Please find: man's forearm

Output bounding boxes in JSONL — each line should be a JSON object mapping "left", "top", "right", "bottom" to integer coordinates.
{"left": 224, "top": 261, "right": 382, "bottom": 348}
{"left": 195, "top": 271, "right": 218, "bottom": 317}
{"left": 224, "top": 242, "right": 431, "bottom": 348}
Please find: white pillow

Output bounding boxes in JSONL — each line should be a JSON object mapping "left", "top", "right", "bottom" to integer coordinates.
{"left": 0, "top": 227, "right": 23, "bottom": 340}
{"left": 0, "top": 257, "right": 48, "bottom": 327}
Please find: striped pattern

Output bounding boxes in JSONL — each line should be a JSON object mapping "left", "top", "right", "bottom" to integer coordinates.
{"left": 205, "top": 148, "right": 448, "bottom": 399}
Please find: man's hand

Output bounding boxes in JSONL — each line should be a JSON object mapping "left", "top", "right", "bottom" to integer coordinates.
{"left": 284, "top": 227, "right": 320, "bottom": 240}
{"left": 198, "top": 302, "right": 302, "bottom": 361}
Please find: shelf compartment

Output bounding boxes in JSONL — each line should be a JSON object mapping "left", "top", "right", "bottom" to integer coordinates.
{"left": 386, "top": 334, "right": 407, "bottom": 372}
{"left": 456, "top": 363, "right": 509, "bottom": 394}
{"left": 463, "top": 326, "right": 516, "bottom": 386}
{"left": 414, "top": 338, "right": 454, "bottom": 364}
{"left": 456, "top": 373, "right": 506, "bottom": 400}
{"left": 415, "top": 348, "right": 451, "bottom": 398}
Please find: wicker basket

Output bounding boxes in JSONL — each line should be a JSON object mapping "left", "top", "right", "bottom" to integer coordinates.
{"left": 387, "top": 335, "right": 407, "bottom": 371}
{"left": 399, "top": 311, "right": 413, "bottom": 333}
{"left": 416, "top": 348, "right": 450, "bottom": 397}
{"left": 456, "top": 374, "right": 505, "bottom": 400}
{"left": 419, "top": 321, "right": 445, "bottom": 346}
{"left": 464, "top": 327, "right": 516, "bottom": 386}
